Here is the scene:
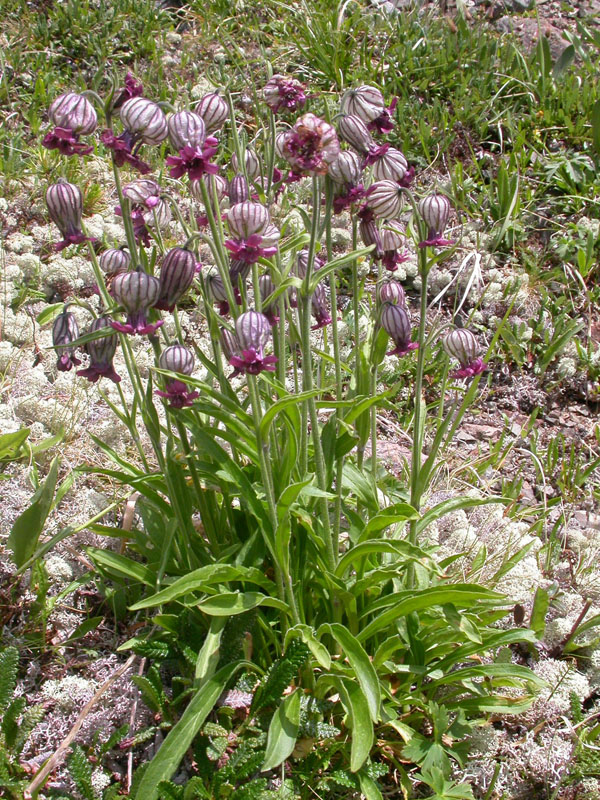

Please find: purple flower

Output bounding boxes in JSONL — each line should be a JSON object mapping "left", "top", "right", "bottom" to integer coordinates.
{"left": 52, "top": 309, "right": 81, "bottom": 371}
{"left": 155, "top": 344, "right": 199, "bottom": 408}
{"left": 364, "top": 180, "right": 404, "bottom": 220}
{"left": 120, "top": 97, "right": 167, "bottom": 145}
{"left": 42, "top": 127, "right": 94, "bottom": 157}
{"left": 225, "top": 202, "right": 279, "bottom": 264}
{"left": 443, "top": 329, "right": 486, "bottom": 379}
{"left": 195, "top": 92, "right": 229, "bottom": 134}
{"left": 111, "top": 270, "right": 162, "bottom": 336}
{"left": 225, "top": 232, "right": 278, "bottom": 264}
{"left": 279, "top": 113, "right": 340, "bottom": 176}
{"left": 166, "top": 141, "right": 219, "bottom": 180}
{"left": 228, "top": 311, "right": 277, "bottom": 375}
{"left": 378, "top": 279, "right": 406, "bottom": 307}
{"left": 368, "top": 97, "right": 398, "bottom": 135}
{"left": 111, "top": 73, "right": 144, "bottom": 111}
{"left": 76, "top": 316, "right": 121, "bottom": 383}
{"left": 43, "top": 93, "right": 97, "bottom": 157}
{"left": 418, "top": 194, "right": 455, "bottom": 248}
{"left": 311, "top": 283, "right": 332, "bottom": 330}
{"left": 263, "top": 75, "right": 307, "bottom": 114}
{"left": 341, "top": 86, "right": 385, "bottom": 124}
{"left": 206, "top": 270, "right": 241, "bottom": 316}
{"left": 46, "top": 179, "right": 94, "bottom": 251}
{"left": 259, "top": 274, "right": 280, "bottom": 325}
{"left": 381, "top": 303, "right": 418, "bottom": 357}
{"left": 100, "top": 129, "right": 151, "bottom": 173}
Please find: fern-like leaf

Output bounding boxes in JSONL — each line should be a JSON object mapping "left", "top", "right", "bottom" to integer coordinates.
{"left": 251, "top": 640, "right": 309, "bottom": 714}
{"left": 0, "top": 648, "right": 18, "bottom": 714}
{"left": 1, "top": 696, "right": 26, "bottom": 750}
{"left": 68, "top": 745, "right": 94, "bottom": 800}
{"left": 182, "top": 776, "right": 211, "bottom": 799}
{"left": 132, "top": 675, "right": 163, "bottom": 714}
{"left": 157, "top": 779, "right": 183, "bottom": 799}
{"left": 13, "top": 704, "right": 45, "bottom": 755}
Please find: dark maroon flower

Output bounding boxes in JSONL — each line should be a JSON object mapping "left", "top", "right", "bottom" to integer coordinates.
{"left": 101, "top": 129, "right": 151, "bottom": 173}
{"left": 206, "top": 271, "right": 241, "bottom": 316}
{"left": 52, "top": 309, "right": 81, "bottom": 371}
{"left": 228, "top": 311, "right": 277, "bottom": 375}
{"left": 368, "top": 97, "right": 398, "bottom": 135}
{"left": 42, "top": 127, "right": 94, "bottom": 157}
{"left": 111, "top": 270, "right": 162, "bottom": 336}
{"left": 443, "top": 329, "right": 486, "bottom": 379}
{"left": 259, "top": 274, "right": 280, "bottom": 325}
{"left": 379, "top": 279, "right": 406, "bottom": 307}
{"left": 381, "top": 303, "right": 418, "bottom": 357}
{"left": 111, "top": 73, "right": 144, "bottom": 112}
{"left": 418, "top": 194, "right": 455, "bottom": 248}
{"left": 155, "top": 344, "right": 199, "bottom": 407}
{"left": 263, "top": 74, "right": 307, "bottom": 114}
{"left": 46, "top": 179, "right": 95, "bottom": 251}
{"left": 279, "top": 113, "right": 340, "bottom": 176}
{"left": 333, "top": 184, "right": 366, "bottom": 214}
{"left": 225, "top": 232, "right": 278, "bottom": 264}
{"left": 76, "top": 316, "right": 121, "bottom": 383}
{"left": 311, "top": 283, "right": 332, "bottom": 330}
{"left": 166, "top": 140, "right": 219, "bottom": 181}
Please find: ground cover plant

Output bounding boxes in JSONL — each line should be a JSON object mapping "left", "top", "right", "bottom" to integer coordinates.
{"left": 1, "top": 0, "right": 600, "bottom": 798}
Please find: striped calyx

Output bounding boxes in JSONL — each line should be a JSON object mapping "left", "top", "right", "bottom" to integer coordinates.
{"left": 45, "top": 180, "right": 83, "bottom": 238}
{"left": 99, "top": 248, "right": 130, "bottom": 274}
{"left": 337, "top": 114, "right": 374, "bottom": 155}
{"left": 159, "top": 344, "right": 195, "bottom": 375}
{"left": 195, "top": 92, "right": 229, "bottom": 134}
{"left": 372, "top": 147, "right": 408, "bottom": 183}
{"left": 328, "top": 151, "right": 363, "bottom": 185}
{"left": 227, "top": 202, "right": 270, "bottom": 239}
{"left": 379, "top": 280, "right": 406, "bottom": 307}
{"left": 418, "top": 194, "right": 451, "bottom": 237}
{"left": 167, "top": 111, "right": 206, "bottom": 150}
{"left": 341, "top": 86, "right": 385, "bottom": 124}
{"left": 49, "top": 93, "right": 97, "bottom": 135}
{"left": 157, "top": 247, "right": 198, "bottom": 311}
{"left": 366, "top": 180, "right": 403, "bottom": 220}
{"left": 120, "top": 97, "right": 167, "bottom": 145}
{"left": 236, "top": 311, "right": 271, "bottom": 353}
{"left": 112, "top": 270, "right": 160, "bottom": 313}
{"left": 443, "top": 329, "right": 479, "bottom": 367}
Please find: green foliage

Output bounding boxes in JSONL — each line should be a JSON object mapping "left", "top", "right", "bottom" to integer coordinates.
{"left": 251, "top": 639, "right": 309, "bottom": 715}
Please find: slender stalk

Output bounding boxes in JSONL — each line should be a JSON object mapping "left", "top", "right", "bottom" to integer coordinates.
{"left": 111, "top": 162, "right": 139, "bottom": 268}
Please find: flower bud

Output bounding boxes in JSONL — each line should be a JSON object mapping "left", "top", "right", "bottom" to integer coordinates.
{"left": 418, "top": 194, "right": 451, "bottom": 239}
{"left": 156, "top": 247, "right": 198, "bottom": 311}
{"left": 366, "top": 180, "right": 403, "bottom": 219}
{"left": 228, "top": 174, "right": 250, "bottom": 205}
{"left": 196, "top": 92, "right": 229, "bottom": 134}
{"left": 381, "top": 302, "right": 417, "bottom": 357}
{"left": 231, "top": 149, "right": 261, "bottom": 180}
{"left": 49, "top": 92, "right": 97, "bottom": 135}
{"left": 311, "top": 283, "right": 332, "bottom": 330}
{"left": 328, "top": 150, "right": 363, "bottom": 185}
{"left": 359, "top": 218, "right": 383, "bottom": 260}
{"left": 111, "top": 270, "right": 162, "bottom": 335}
{"left": 227, "top": 202, "right": 270, "bottom": 238}
{"left": 236, "top": 310, "right": 271, "bottom": 353}
{"left": 99, "top": 248, "right": 130, "bottom": 274}
{"left": 146, "top": 198, "right": 172, "bottom": 230}
{"left": 190, "top": 174, "right": 227, "bottom": 204}
{"left": 442, "top": 329, "right": 477, "bottom": 364}
{"left": 53, "top": 309, "right": 81, "bottom": 371}
{"left": 341, "top": 86, "right": 385, "bottom": 124}
{"left": 381, "top": 220, "right": 405, "bottom": 251}
{"left": 259, "top": 274, "right": 280, "bottom": 325}
{"left": 220, "top": 327, "right": 240, "bottom": 362}
{"left": 120, "top": 97, "right": 167, "bottom": 145}
{"left": 372, "top": 147, "right": 408, "bottom": 183}
{"left": 46, "top": 180, "right": 83, "bottom": 238}
{"left": 122, "top": 179, "right": 161, "bottom": 207}
{"left": 379, "top": 279, "right": 406, "bottom": 307}
{"left": 167, "top": 111, "right": 206, "bottom": 150}
{"left": 337, "top": 114, "right": 374, "bottom": 155}
{"left": 77, "top": 316, "right": 121, "bottom": 383}
{"left": 159, "top": 343, "right": 195, "bottom": 375}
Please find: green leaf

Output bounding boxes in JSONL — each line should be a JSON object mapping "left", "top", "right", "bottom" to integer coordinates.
{"left": 284, "top": 625, "right": 331, "bottom": 670}
{"left": 322, "top": 623, "right": 380, "bottom": 722}
{"left": 307, "top": 246, "right": 373, "bottom": 293}
{"left": 0, "top": 429, "right": 30, "bottom": 462}
{"left": 357, "top": 771, "right": 383, "bottom": 800}
{"left": 88, "top": 548, "right": 156, "bottom": 586}
{"left": 331, "top": 676, "right": 373, "bottom": 772}
{"left": 592, "top": 99, "right": 600, "bottom": 155}
{"left": 259, "top": 389, "right": 322, "bottom": 439}
{"left": 197, "top": 592, "right": 289, "bottom": 617}
{"left": 552, "top": 44, "right": 575, "bottom": 80}
{"left": 129, "top": 565, "right": 276, "bottom": 610}
{"left": 0, "top": 647, "right": 18, "bottom": 713}
{"left": 357, "top": 585, "right": 503, "bottom": 643}
{"left": 195, "top": 617, "right": 226, "bottom": 684}
{"left": 261, "top": 689, "right": 301, "bottom": 771}
{"left": 60, "top": 616, "right": 103, "bottom": 646}
{"left": 133, "top": 663, "right": 240, "bottom": 800}
{"left": 36, "top": 303, "right": 64, "bottom": 326}
{"left": 416, "top": 496, "right": 507, "bottom": 535}
{"left": 529, "top": 588, "right": 549, "bottom": 638}
{"left": 336, "top": 540, "right": 430, "bottom": 578}
{"left": 7, "top": 457, "right": 59, "bottom": 568}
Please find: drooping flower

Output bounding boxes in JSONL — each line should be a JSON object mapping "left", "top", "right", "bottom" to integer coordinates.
{"left": 380, "top": 219, "right": 410, "bottom": 272}
{"left": 228, "top": 175, "right": 250, "bottom": 205}
{"left": 102, "top": 97, "right": 167, "bottom": 173}
{"left": 336, "top": 114, "right": 389, "bottom": 166}
{"left": 46, "top": 180, "right": 94, "bottom": 251}
{"left": 359, "top": 215, "right": 384, "bottom": 261}
{"left": 206, "top": 270, "right": 241, "bottom": 316}
{"left": 443, "top": 329, "right": 486, "bottom": 379}
{"left": 228, "top": 311, "right": 278, "bottom": 375}
{"left": 111, "top": 73, "right": 144, "bottom": 112}
{"left": 118, "top": 179, "right": 171, "bottom": 245}
{"left": 52, "top": 308, "right": 81, "bottom": 371}
{"left": 100, "top": 129, "right": 151, "bottom": 173}
{"left": 231, "top": 149, "right": 261, "bottom": 180}
{"left": 155, "top": 344, "right": 199, "bottom": 408}
{"left": 76, "top": 316, "right": 121, "bottom": 383}
{"left": 43, "top": 93, "right": 97, "bottom": 156}
{"left": 279, "top": 113, "right": 340, "bottom": 177}
{"left": 195, "top": 92, "right": 229, "bottom": 134}
{"left": 165, "top": 110, "right": 219, "bottom": 180}
{"left": 110, "top": 269, "right": 162, "bottom": 335}
{"left": 311, "top": 283, "right": 332, "bottom": 330}
{"left": 155, "top": 247, "right": 199, "bottom": 311}
{"left": 263, "top": 74, "right": 307, "bottom": 114}
{"left": 341, "top": 86, "right": 385, "bottom": 124}
{"left": 364, "top": 180, "right": 404, "bottom": 220}
{"left": 378, "top": 279, "right": 406, "bottom": 307}
{"left": 418, "top": 194, "right": 455, "bottom": 248}
{"left": 368, "top": 97, "right": 398, "bottom": 135}
{"left": 329, "top": 151, "right": 366, "bottom": 214}
{"left": 372, "top": 147, "right": 412, "bottom": 185}
{"left": 225, "top": 202, "right": 280, "bottom": 264}
{"left": 99, "top": 247, "right": 130, "bottom": 275}
{"left": 380, "top": 302, "right": 418, "bottom": 357}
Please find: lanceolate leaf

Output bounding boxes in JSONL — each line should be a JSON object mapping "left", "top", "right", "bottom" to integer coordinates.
{"left": 321, "top": 623, "right": 380, "bottom": 722}
{"left": 261, "top": 689, "right": 301, "bottom": 772}
{"left": 196, "top": 592, "right": 289, "bottom": 617}
{"left": 134, "top": 663, "right": 240, "bottom": 800}
{"left": 330, "top": 676, "right": 373, "bottom": 772}
{"left": 7, "top": 456, "right": 60, "bottom": 568}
